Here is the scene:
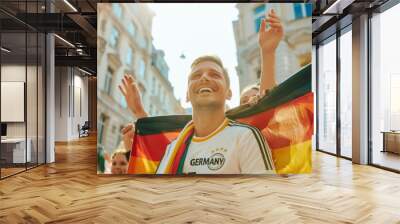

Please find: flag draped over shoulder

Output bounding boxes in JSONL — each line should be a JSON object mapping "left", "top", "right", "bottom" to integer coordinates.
{"left": 128, "top": 64, "right": 313, "bottom": 174}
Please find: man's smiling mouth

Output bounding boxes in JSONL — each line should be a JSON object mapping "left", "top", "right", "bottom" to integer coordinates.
{"left": 197, "top": 87, "right": 213, "bottom": 94}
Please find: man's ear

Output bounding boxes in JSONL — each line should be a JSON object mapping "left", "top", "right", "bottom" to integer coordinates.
{"left": 226, "top": 89, "right": 232, "bottom": 100}
{"left": 186, "top": 90, "right": 190, "bottom": 102}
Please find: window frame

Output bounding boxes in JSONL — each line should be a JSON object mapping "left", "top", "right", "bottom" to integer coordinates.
{"left": 315, "top": 25, "right": 353, "bottom": 161}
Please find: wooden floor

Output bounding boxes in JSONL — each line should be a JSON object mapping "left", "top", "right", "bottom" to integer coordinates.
{"left": 1, "top": 167, "right": 26, "bottom": 178}
{"left": 0, "top": 135, "right": 400, "bottom": 223}
{"left": 373, "top": 150, "right": 400, "bottom": 171}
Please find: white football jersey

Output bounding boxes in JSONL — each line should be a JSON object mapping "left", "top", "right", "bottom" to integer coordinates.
{"left": 156, "top": 119, "right": 275, "bottom": 174}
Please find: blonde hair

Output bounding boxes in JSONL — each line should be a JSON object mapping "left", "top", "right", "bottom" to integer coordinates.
{"left": 111, "top": 143, "right": 130, "bottom": 161}
{"left": 240, "top": 84, "right": 260, "bottom": 97}
{"left": 191, "top": 55, "right": 230, "bottom": 88}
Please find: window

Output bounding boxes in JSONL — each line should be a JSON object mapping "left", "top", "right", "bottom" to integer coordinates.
{"left": 98, "top": 113, "right": 108, "bottom": 145}
{"left": 293, "top": 3, "right": 312, "bottom": 20}
{"left": 254, "top": 4, "right": 265, "bottom": 14}
{"left": 112, "top": 3, "right": 122, "bottom": 18}
{"left": 149, "top": 105, "right": 153, "bottom": 116}
{"left": 253, "top": 5, "right": 265, "bottom": 33}
{"left": 125, "top": 48, "right": 133, "bottom": 65}
{"left": 101, "top": 20, "right": 108, "bottom": 35}
{"left": 293, "top": 3, "right": 304, "bottom": 19}
{"left": 116, "top": 126, "right": 124, "bottom": 147}
{"left": 119, "top": 91, "right": 127, "bottom": 109}
{"left": 138, "top": 58, "right": 145, "bottom": 78}
{"left": 152, "top": 77, "right": 156, "bottom": 95}
{"left": 160, "top": 89, "right": 164, "bottom": 102}
{"left": 317, "top": 36, "right": 337, "bottom": 154}
{"left": 128, "top": 22, "right": 136, "bottom": 36}
{"left": 339, "top": 28, "right": 352, "bottom": 158}
{"left": 109, "top": 26, "right": 119, "bottom": 48}
{"left": 371, "top": 4, "right": 400, "bottom": 171}
{"left": 390, "top": 75, "right": 400, "bottom": 130}
{"left": 104, "top": 67, "right": 114, "bottom": 95}
{"left": 137, "top": 34, "right": 147, "bottom": 49}
{"left": 305, "top": 3, "right": 312, "bottom": 16}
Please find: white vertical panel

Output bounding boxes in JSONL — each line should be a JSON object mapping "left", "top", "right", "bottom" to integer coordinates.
{"left": 1, "top": 82, "right": 25, "bottom": 122}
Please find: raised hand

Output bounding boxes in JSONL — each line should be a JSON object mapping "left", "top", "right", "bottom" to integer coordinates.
{"left": 118, "top": 74, "right": 148, "bottom": 119}
{"left": 258, "top": 9, "right": 284, "bottom": 53}
{"left": 121, "top": 123, "right": 135, "bottom": 151}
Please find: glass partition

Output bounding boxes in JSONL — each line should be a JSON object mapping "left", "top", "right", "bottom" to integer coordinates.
{"left": 0, "top": 1, "right": 46, "bottom": 179}
{"left": 1, "top": 31, "right": 28, "bottom": 177}
{"left": 317, "top": 35, "right": 337, "bottom": 154}
{"left": 339, "top": 27, "right": 352, "bottom": 158}
{"left": 371, "top": 3, "right": 400, "bottom": 171}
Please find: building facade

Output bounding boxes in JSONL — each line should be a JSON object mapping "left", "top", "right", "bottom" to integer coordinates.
{"left": 97, "top": 3, "right": 184, "bottom": 154}
{"left": 233, "top": 3, "right": 312, "bottom": 92}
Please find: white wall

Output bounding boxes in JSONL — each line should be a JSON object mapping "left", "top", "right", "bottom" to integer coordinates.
{"left": 54, "top": 67, "right": 89, "bottom": 141}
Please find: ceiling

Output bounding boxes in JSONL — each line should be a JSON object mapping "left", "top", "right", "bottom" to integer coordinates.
{"left": 0, "top": 0, "right": 396, "bottom": 75}
{"left": 310, "top": 0, "right": 391, "bottom": 44}
{"left": 0, "top": 0, "right": 99, "bottom": 75}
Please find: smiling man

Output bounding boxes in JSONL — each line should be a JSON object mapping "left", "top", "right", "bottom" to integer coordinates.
{"left": 156, "top": 55, "right": 275, "bottom": 174}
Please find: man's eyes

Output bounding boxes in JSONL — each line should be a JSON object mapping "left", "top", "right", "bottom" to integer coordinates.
{"left": 191, "top": 73, "right": 201, "bottom": 79}
{"left": 190, "top": 72, "right": 221, "bottom": 78}
{"left": 210, "top": 72, "right": 222, "bottom": 78}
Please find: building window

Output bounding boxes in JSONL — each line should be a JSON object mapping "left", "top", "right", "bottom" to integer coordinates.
{"left": 253, "top": 4, "right": 266, "bottom": 33}
{"left": 152, "top": 77, "right": 156, "bottom": 95}
{"left": 109, "top": 26, "right": 119, "bottom": 48}
{"left": 112, "top": 3, "right": 122, "bottom": 18}
{"left": 119, "top": 91, "right": 127, "bottom": 109}
{"left": 98, "top": 113, "right": 108, "bottom": 145}
{"left": 116, "top": 125, "right": 124, "bottom": 147}
{"left": 128, "top": 21, "right": 136, "bottom": 36}
{"left": 101, "top": 20, "right": 108, "bottom": 35}
{"left": 293, "top": 3, "right": 304, "bottom": 19}
{"left": 149, "top": 105, "right": 153, "bottom": 115}
{"left": 293, "top": 3, "right": 312, "bottom": 20}
{"left": 305, "top": 3, "right": 312, "bottom": 17}
{"left": 254, "top": 4, "right": 266, "bottom": 14}
{"left": 138, "top": 58, "right": 145, "bottom": 78}
{"left": 125, "top": 48, "right": 133, "bottom": 65}
{"left": 137, "top": 33, "right": 147, "bottom": 49}
{"left": 104, "top": 67, "right": 114, "bottom": 95}
{"left": 160, "top": 90, "right": 164, "bottom": 102}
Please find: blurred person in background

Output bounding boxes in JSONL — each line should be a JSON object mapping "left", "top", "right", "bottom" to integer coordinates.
{"left": 240, "top": 9, "right": 283, "bottom": 105}
{"left": 110, "top": 146, "right": 130, "bottom": 174}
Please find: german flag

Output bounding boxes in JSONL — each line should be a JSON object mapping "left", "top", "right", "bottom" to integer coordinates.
{"left": 127, "top": 64, "right": 313, "bottom": 174}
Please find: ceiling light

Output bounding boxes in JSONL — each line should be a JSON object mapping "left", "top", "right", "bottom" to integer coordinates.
{"left": 78, "top": 67, "right": 92, "bottom": 76}
{"left": 1, "top": 47, "right": 11, "bottom": 53}
{"left": 323, "top": 0, "right": 343, "bottom": 15}
{"left": 63, "top": 0, "right": 78, "bottom": 12}
{"left": 54, "top": 34, "right": 75, "bottom": 48}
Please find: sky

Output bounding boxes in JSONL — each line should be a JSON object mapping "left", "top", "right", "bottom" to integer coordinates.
{"left": 147, "top": 3, "right": 240, "bottom": 108}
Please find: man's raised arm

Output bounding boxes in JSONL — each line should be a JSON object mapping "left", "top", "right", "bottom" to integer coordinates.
{"left": 258, "top": 9, "right": 284, "bottom": 95}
